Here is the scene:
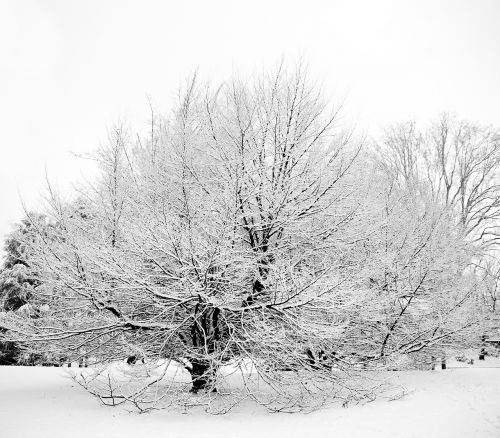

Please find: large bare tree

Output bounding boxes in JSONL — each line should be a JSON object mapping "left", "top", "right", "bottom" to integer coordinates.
{"left": 0, "top": 68, "right": 478, "bottom": 412}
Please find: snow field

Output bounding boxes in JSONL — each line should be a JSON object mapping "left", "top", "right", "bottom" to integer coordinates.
{"left": 1, "top": 357, "right": 500, "bottom": 438}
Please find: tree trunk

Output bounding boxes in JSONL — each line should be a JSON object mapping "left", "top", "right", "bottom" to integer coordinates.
{"left": 186, "top": 302, "right": 223, "bottom": 393}
{"left": 188, "top": 358, "right": 216, "bottom": 393}
{"left": 479, "top": 335, "right": 487, "bottom": 360}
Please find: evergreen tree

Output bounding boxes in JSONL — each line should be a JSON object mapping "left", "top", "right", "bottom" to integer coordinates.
{"left": 0, "top": 214, "right": 46, "bottom": 365}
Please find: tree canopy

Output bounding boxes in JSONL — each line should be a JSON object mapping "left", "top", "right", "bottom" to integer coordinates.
{"left": 0, "top": 66, "right": 486, "bottom": 412}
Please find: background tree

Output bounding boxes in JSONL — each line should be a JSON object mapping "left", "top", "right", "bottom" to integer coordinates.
{"left": 474, "top": 259, "right": 500, "bottom": 351}
{"left": 0, "top": 214, "right": 49, "bottom": 365}
{"left": 376, "top": 114, "right": 500, "bottom": 357}
{"left": 356, "top": 176, "right": 479, "bottom": 366}
{"left": 377, "top": 114, "right": 500, "bottom": 250}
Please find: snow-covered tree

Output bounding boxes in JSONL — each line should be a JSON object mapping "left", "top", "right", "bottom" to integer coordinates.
{"left": 377, "top": 114, "right": 500, "bottom": 251}
{"left": 0, "top": 66, "right": 479, "bottom": 411}
{"left": 0, "top": 214, "right": 50, "bottom": 364}
{"left": 376, "top": 115, "right": 500, "bottom": 354}
{"left": 357, "top": 176, "right": 479, "bottom": 365}
{"left": 474, "top": 259, "right": 500, "bottom": 348}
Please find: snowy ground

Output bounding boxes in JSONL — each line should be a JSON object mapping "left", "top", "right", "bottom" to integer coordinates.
{"left": 1, "top": 357, "right": 500, "bottom": 438}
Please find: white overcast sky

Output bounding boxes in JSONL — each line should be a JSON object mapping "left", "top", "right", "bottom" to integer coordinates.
{"left": 1, "top": 0, "right": 499, "bottom": 258}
